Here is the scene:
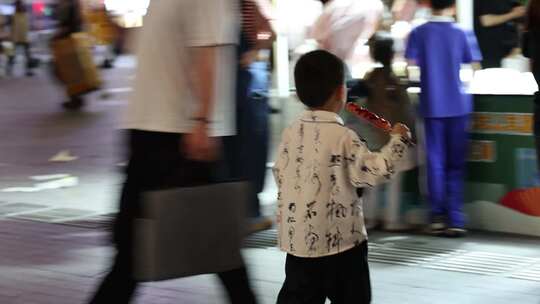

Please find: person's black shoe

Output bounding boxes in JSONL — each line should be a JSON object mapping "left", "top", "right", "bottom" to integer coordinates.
{"left": 270, "top": 106, "right": 281, "bottom": 114}
{"left": 6, "top": 65, "right": 13, "bottom": 77}
{"left": 427, "top": 216, "right": 447, "bottom": 236}
{"left": 101, "top": 59, "right": 114, "bottom": 69}
{"left": 62, "top": 97, "right": 85, "bottom": 111}
{"left": 444, "top": 227, "right": 467, "bottom": 238}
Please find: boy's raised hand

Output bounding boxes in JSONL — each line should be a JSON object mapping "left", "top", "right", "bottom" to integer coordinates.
{"left": 510, "top": 6, "right": 527, "bottom": 19}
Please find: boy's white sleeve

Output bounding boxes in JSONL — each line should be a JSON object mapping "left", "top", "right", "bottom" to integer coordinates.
{"left": 339, "top": 130, "right": 409, "bottom": 188}
{"left": 272, "top": 129, "right": 289, "bottom": 186}
{"left": 272, "top": 142, "right": 284, "bottom": 184}
{"left": 272, "top": 129, "right": 290, "bottom": 225}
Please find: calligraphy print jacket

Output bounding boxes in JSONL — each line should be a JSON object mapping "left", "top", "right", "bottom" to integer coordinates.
{"left": 273, "top": 110, "right": 409, "bottom": 257}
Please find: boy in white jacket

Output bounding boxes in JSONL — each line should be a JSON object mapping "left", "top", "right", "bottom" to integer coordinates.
{"left": 273, "top": 50, "right": 411, "bottom": 303}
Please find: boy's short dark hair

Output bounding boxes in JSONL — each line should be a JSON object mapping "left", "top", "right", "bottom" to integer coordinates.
{"left": 294, "top": 50, "right": 345, "bottom": 108}
{"left": 430, "top": 0, "right": 456, "bottom": 10}
{"left": 369, "top": 32, "right": 395, "bottom": 67}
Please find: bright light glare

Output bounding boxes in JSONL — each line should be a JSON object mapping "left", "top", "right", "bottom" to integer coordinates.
{"left": 104, "top": 0, "right": 150, "bottom": 15}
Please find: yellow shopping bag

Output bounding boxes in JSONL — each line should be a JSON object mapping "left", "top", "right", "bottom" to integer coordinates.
{"left": 51, "top": 33, "right": 101, "bottom": 96}
{"left": 86, "top": 9, "right": 119, "bottom": 45}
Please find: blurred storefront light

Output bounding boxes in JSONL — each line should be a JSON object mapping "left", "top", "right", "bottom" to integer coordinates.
{"left": 103, "top": 0, "right": 150, "bottom": 27}
{"left": 104, "top": 0, "right": 150, "bottom": 14}
{"left": 0, "top": 4, "right": 14, "bottom": 15}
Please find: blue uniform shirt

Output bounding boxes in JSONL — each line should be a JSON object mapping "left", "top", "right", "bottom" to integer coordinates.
{"left": 405, "top": 17, "right": 482, "bottom": 118}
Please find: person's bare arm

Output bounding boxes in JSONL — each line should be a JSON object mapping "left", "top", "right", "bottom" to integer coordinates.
{"left": 184, "top": 46, "right": 218, "bottom": 161}
{"left": 480, "top": 6, "right": 526, "bottom": 27}
{"left": 190, "top": 46, "right": 216, "bottom": 121}
{"left": 391, "top": 0, "right": 407, "bottom": 20}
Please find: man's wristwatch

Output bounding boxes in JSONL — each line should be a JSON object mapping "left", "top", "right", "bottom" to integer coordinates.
{"left": 191, "top": 117, "right": 211, "bottom": 124}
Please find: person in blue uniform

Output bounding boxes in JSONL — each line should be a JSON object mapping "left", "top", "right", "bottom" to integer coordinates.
{"left": 405, "top": 0, "right": 482, "bottom": 237}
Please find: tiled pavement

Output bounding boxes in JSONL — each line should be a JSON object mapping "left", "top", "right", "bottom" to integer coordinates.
{"left": 1, "top": 218, "right": 540, "bottom": 304}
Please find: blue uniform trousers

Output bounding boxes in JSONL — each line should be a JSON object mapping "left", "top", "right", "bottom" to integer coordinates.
{"left": 424, "top": 116, "right": 469, "bottom": 228}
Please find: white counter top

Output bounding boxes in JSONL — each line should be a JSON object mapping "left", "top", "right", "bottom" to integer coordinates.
{"left": 406, "top": 68, "right": 538, "bottom": 96}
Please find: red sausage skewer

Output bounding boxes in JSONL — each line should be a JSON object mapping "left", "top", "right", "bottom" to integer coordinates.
{"left": 346, "top": 102, "right": 392, "bottom": 132}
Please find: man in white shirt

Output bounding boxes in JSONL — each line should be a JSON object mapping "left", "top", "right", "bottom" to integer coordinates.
{"left": 88, "top": 1, "right": 258, "bottom": 303}
{"left": 125, "top": 1, "right": 237, "bottom": 139}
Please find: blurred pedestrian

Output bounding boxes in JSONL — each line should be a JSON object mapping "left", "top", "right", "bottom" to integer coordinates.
{"left": 52, "top": 0, "right": 85, "bottom": 110}
{"left": 346, "top": 32, "right": 416, "bottom": 231}
{"left": 405, "top": 0, "right": 482, "bottom": 237}
{"left": 87, "top": 1, "right": 258, "bottom": 303}
{"left": 54, "top": 0, "right": 82, "bottom": 39}
{"left": 224, "top": 0, "right": 276, "bottom": 233}
{"left": 474, "top": 0, "right": 526, "bottom": 68}
{"left": 0, "top": 13, "right": 8, "bottom": 67}
{"left": 310, "top": 0, "right": 383, "bottom": 71}
{"left": 523, "top": 0, "right": 540, "bottom": 171}
{"left": 523, "top": 0, "right": 540, "bottom": 86}
{"left": 391, "top": 0, "right": 419, "bottom": 22}
{"left": 7, "top": 0, "right": 33, "bottom": 77}
{"left": 85, "top": 4, "right": 120, "bottom": 69}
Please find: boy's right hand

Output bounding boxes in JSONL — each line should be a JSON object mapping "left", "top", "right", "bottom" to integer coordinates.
{"left": 391, "top": 123, "right": 411, "bottom": 139}
{"left": 510, "top": 6, "right": 527, "bottom": 19}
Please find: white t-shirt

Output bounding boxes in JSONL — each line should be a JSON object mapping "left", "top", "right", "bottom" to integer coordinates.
{"left": 124, "top": 0, "right": 238, "bottom": 137}
{"left": 311, "top": 0, "right": 383, "bottom": 62}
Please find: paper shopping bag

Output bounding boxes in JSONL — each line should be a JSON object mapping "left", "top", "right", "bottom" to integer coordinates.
{"left": 133, "top": 182, "right": 247, "bottom": 282}
{"left": 51, "top": 33, "right": 101, "bottom": 96}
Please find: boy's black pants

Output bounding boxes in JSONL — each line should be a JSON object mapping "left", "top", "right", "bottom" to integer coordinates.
{"left": 277, "top": 242, "right": 371, "bottom": 304}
